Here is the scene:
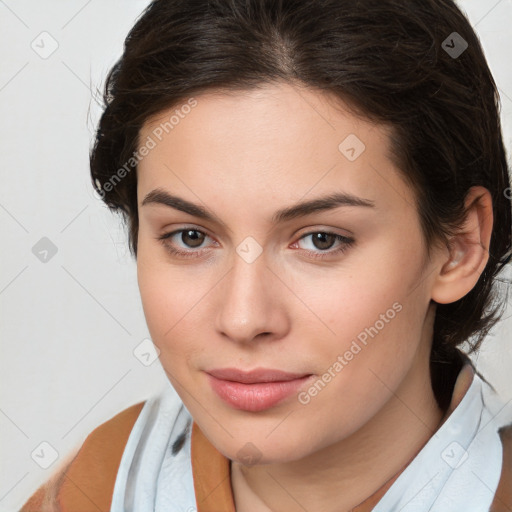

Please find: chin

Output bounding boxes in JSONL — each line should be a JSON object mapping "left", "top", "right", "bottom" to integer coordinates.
{"left": 210, "top": 428, "right": 317, "bottom": 467}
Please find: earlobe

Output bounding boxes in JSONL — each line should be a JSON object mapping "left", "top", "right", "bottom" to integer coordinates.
{"left": 431, "top": 186, "right": 493, "bottom": 305}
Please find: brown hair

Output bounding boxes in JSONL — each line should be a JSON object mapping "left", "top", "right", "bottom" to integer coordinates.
{"left": 90, "top": 0, "right": 511, "bottom": 409}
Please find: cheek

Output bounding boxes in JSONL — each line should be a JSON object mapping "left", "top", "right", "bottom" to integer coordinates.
{"left": 293, "top": 301, "right": 425, "bottom": 448}
{"left": 137, "top": 247, "right": 191, "bottom": 362}
{"left": 137, "top": 237, "right": 219, "bottom": 379}
{"left": 294, "top": 245, "right": 417, "bottom": 350}
{"left": 137, "top": 258, "right": 169, "bottom": 338}
{"left": 301, "top": 278, "right": 417, "bottom": 387}
{"left": 294, "top": 236, "right": 429, "bottom": 392}
{"left": 138, "top": 276, "right": 200, "bottom": 386}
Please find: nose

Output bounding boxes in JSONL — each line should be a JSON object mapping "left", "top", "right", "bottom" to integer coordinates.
{"left": 214, "top": 248, "right": 289, "bottom": 345}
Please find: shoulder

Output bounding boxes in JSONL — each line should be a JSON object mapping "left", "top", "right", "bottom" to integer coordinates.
{"left": 20, "top": 401, "right": 145, "bottom": 512}
{"left": 489, "top": 422, "right": 512, "bottom": 512}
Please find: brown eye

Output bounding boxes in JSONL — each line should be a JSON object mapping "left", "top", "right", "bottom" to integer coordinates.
{"left": 295, "top": 231, "right": 354, "bottom": 259}
{"left": 309, "top": 232, "right": 338, "bottom": 251}
{"left": 180, "top": 229, "right": 205, "bottom": 248}
{"left": 157, "top": 227, "right": 214, "bottom": 259}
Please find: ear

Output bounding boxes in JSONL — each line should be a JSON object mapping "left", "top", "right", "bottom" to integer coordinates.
{"left": 431, "top": 186, "right": 493, "bottom": 305}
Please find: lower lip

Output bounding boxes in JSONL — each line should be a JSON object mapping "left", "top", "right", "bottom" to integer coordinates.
{"left": 206, "top": 373, "right": 314, "bottom": 412}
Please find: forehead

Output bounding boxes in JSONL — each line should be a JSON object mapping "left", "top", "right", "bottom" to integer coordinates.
{"left": 136, "top": 82, "right": 413, "bottom": 215}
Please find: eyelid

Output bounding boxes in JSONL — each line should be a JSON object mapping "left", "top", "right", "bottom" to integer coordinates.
{"left": 295, "top": 224, "right": 354, "bottom": 238}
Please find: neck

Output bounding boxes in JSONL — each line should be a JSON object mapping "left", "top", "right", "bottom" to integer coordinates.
{"left": 231, "top": 322, "right": 445, "bottom": 512}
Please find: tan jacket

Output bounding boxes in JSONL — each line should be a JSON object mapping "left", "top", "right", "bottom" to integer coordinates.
{"left": 20, "top": 402, "right": 512, "bottom": 512}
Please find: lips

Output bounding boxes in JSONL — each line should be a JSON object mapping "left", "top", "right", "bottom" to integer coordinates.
{"left": 205, "top": 367, "right": 314, "bottom": 412}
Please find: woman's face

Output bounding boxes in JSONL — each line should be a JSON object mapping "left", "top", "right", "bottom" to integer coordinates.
{"left": 136, "top": 82, "right": 442, "bottom": 463}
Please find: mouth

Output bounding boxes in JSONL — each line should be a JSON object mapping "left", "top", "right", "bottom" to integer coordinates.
{"left": 205, "top": 367, "right": 314, "bottom": 412}
{"left": 206, "top": 367, "right": 310, "bottom": 383}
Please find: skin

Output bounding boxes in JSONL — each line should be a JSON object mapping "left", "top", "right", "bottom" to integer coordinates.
{"left": 135, "top": 81, "right": 493, "bottom": 512}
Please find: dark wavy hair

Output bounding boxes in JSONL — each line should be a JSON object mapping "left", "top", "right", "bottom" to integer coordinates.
{"left": 90, "top": 0, "right": 511, "bottom": 410}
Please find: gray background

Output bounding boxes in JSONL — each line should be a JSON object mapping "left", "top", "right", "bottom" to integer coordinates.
{"left": 1, "top": 1, "right": 511, "bottom": 510}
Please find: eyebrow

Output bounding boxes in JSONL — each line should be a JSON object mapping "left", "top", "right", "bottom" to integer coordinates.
{"left": 141, "top": 188, "right": 375, "bottom": 227}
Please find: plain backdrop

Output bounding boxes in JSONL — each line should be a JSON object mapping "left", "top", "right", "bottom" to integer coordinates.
{"left": 1, "top": 1, "right": 511, "bottom": 510}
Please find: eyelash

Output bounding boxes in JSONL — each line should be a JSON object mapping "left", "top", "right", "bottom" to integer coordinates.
{"left": 156, "top": 227, "right": 355, "bottom": 260}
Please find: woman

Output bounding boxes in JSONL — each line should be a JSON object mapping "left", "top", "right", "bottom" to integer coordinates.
{"left": 21, "top": 0, "right": 512, "bottom": 510}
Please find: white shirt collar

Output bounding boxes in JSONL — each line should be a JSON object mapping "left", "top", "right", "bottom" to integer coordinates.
{"left": 373, "top": 365, "right": 511, "bottom": 511}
